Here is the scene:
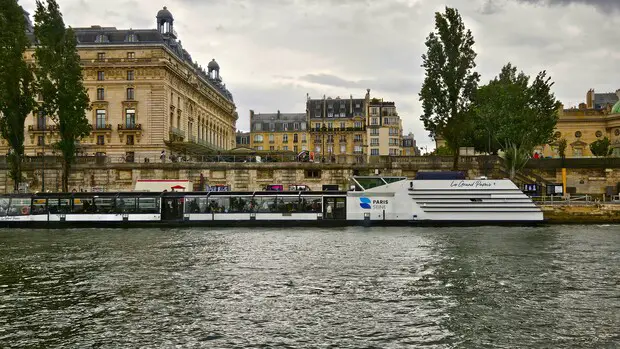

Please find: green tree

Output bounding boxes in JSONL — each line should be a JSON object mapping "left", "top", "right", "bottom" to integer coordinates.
{"left": 0, "top": 0, "right": 37, "bottom": 192}
{"left": 589, "top": 137, "right": 611, "bottom": 157}
{"left": 472, "top": 63, "right": 559, "bottom": 179}
{"left": 558, "top": 138, "right": 567, "bottom": 159}
{"left": 34, "top": 0, "right": 90, "bottom": 192}
{"left": 430, "top": 145, "right": 453, "bottom": 156}
{"left": 419, "top": 7, "right": 480, "bottom": 170}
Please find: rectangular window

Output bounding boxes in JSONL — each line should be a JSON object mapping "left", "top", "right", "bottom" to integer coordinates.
{"left": 36, "top": 111, "right": 46, "bottom": 129}
{"left": 293, "top": 134, "right": 298, "bottom": 143}
{"left": 269, "top": 123, "right": 275, "bottom": 131}
{"left": 305, "top": 170, "right": 321, "bottom": 179}
{"left": 314, "top": 123, "right": 321, "bottom": 131}
{"left": 354, "top": 121, "right": 362, "bottom": 128}
{"left": 37, "top": 136, "right": 44, "bottom": 146}
{"left": 126, "top": 88, "right": 134, "bottom": 100}
{"left": 125, "top": 109, "right": 136, "bottom": 128}
{"left": 370, "top": 129, "right": 379, "bottom": 136}
{"left": 371, "top": 117, "right": 378, "bottom": 125}
{"left": 254, "top": 123, "right": 262, "bottom": 131}
{"left": 97, "top": 88, "right": 105, "bottom": 100}
{"left": 253, "top": 135, "right": 263, "bottom": 143}
{"left": 126, "top": 135, "right": 135, "bottom": 145}
{"left": 283, "top": 146, "right": 288, "bottom": 151}
{"left": 339, "top": 135, "right": 346, "bottom": 143}
{"left": 293, "top": 123, "right": 299, "bottom": 130}
{"left": 127, "top": 70, "right": 134, "bottom": 80}
{"left": 127, "top": 52, "right": 135, "bottom": 59}
{"left": 340, "top": 145, "right": 346, "bottom": 153}
{"left": 283, "top": 123, "right": 288, "bottom": 131}
{"left": 354, "top": 145, "right": 363, "bottom": 153}
{"left": 283, "top": 134, "right": 288, "bottom": 143}
{"left": 269, "top": 146, "right": 275, "bottom": 151}
{"left": 96, "top": 109, "right": 106, "bottom": 129}
{"left": 97, "top": 52, "right": 105, "bottom": 60}
{"left": 340, "top": 122, "right": 345, "bottom": 129}
{"left": 269, "top": 134, "right": 274, "bottom": 143}
{"left": 256, "top": 146, "right": 263, "bottom": 151}
{"left": 302, "top": 134, "right": 307, "bottom": 142}
{"left": 96, "top": 135, "right": 105, "bottom": 145}
{"left": 370, "top": 138, "right": 379, "bottom": 146}
{"left": 97, "top": 71, "right": 104, "bottom": 81}
{"left": 354, "top": 134, "right": 362, "bottom": 142}
{"left": 371, "top": 148, "right": 379, "bottom": 156}
{"left": 294, "top": 145, "right": 298, "bottom": 152}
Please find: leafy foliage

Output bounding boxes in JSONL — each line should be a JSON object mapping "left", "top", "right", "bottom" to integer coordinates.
{"left": 471, "top": 63, "right": 560, "bottom": 178}
{"left": 589, "top": 137, "right": 611, "bottom": 157}
{"left": 0, "top": 0, "right": 37, "bottom": 191}
{"left": 431, "top": 145, "right": 453, "bottom": 156}
{"left": 34, "top": 0, "right": 90, "bottom": 192}
{"left": 419, "top": 7, "right": 480, "bottom": 169}
{"left": 558, "top": 138, "right": 567, "bottom": 159}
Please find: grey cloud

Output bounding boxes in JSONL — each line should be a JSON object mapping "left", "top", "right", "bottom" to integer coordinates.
{"left": 515, "top": 0, "right": 620, "bottom": 11}
{"left": 298, "top": 74, "right": 418, "bottom": 94}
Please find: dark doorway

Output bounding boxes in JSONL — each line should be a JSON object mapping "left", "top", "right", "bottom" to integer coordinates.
{"left": 323, "top": 197, "right": 346, "bottom": 220}
{"left": 162, "top": 197, "right": 184, "bottom": 221}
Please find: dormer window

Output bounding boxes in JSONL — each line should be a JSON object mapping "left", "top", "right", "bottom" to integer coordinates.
{"left": 95, "top": 34, "right": 109, "bottom": 43}
{"left": 125, "top": 33, "right": 138, "bottom": 42}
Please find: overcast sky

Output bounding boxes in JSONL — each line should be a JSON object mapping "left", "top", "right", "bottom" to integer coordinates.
{"left": 20, "top": 0, "right": 620, "bottom": 151}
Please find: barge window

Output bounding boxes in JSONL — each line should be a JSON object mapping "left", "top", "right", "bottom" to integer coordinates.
{"left": 73, "top": 198, "right": 95, "bottom": 214}
{"left": 115, "top": 197, "right": 136, "bottom": 213}
{"left": 32, "top": 199, "right": 47, "bottom": 215}
{"left": 94, "top": 197, "right": 115, "bottom": 213}
{"left": 185, "top": 197, "right": 210, "bottom": 213}
{"left": 137, "top": 198, "right": 159, "bottom": 213}
{"left": 47, "top": 198, "right": 71, "bottom": 214}
{"left": 8, "top": 198, "right": 32, "bottom": 216}
{"left": 207, "top": 197, "right": 230, "bottom": 213}
{"left": 0, "top": 198, "right": 9, "bottom": 216}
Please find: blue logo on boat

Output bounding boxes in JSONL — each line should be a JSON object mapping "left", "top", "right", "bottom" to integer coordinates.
{"left": 359, "top": 197, "right": 371, "bottom": 209}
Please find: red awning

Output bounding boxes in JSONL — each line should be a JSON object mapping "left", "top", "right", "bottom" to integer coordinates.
{"left": 170, "top": 185, "right": 185, "bottom": 190}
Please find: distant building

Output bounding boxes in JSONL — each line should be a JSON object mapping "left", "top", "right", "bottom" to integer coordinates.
{"left": 401, "top": 132, "right": 420, "bottom": 156}
{"left": 249, "top": 110, "right": 308, "bottom": 153}
{"left": 307, "top": 94, "right": 367, "bottom": 163}
{"left": 538, "top": 89, "right": 620, "bottom": 158}
{"left": 235, "top": 131, "right": 250, "bottom": 147}
{"left": 367, "top": 97, "right": 403, "bottom": 157}
{"left": 586, "top": 89, "right": 619, "bottom": 110}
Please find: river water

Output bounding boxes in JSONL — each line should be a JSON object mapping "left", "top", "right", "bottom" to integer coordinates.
{"left": 0, "top": 225, "right": 618, "bottom": 348}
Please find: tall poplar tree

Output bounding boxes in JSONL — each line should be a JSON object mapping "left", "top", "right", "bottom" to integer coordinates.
{"left": 419, "top": 7, "right": 479, "bottom": 170}
{"left": 0, "top": 0, "right": 36, "bottom": 192}
{"left": 34, "top": 0, "right": 90, "bottom": 192}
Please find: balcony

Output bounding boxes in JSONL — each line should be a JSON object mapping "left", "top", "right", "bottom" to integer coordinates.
{"left": 28, "top": 124, "right": 59, "bottom": 133}
{"left": 311, "top": 126, "right": 366, "bottom": 133}
{"left": 91, "top": 124, "right": 112, "bottom": 132}
{"left": 118, "top": 123, "right": 142, "bottom": 131}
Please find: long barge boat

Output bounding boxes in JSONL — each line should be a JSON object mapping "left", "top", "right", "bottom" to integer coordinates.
{"left": 0, "top": 176, "right": 543, "bottom": 228}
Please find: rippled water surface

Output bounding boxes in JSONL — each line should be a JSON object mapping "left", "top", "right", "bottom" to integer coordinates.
{"left": 0, "top": 226, "right": 619, "bottom": 348}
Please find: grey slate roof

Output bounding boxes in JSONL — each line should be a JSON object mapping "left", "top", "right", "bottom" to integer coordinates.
{"left": 251, "top": 112, "right": 307, "bottom": 132}
{"left": 307, "top": 97, "right": 366, "bottom": 118}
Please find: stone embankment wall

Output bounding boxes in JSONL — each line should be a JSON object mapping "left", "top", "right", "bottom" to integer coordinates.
{"left": 541, "top": 204, "right": 620, "bottom": 224}
{"left": 0, "top": 156, "right": 498, "bottom": 193}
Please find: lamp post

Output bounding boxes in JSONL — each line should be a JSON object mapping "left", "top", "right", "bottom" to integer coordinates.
{"left": 41, "top": 117, "right": 45, "bottom": 192}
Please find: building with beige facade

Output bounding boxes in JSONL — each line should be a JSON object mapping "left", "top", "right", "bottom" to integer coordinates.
{"left": 367, "top": 98, "right": 403, "bottom": 157}
{"left": 538, "top": 89, "right": 620, "bottom": 158}
{"left": 249, "top": 110, "right": 308, "bottom": 153}
{"left": 0, "top": 7, "right": 237, "bottom": 162}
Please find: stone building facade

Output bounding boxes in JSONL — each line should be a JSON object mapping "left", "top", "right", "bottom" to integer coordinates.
{"left": 367, "top": 98, "right": 403, "bottom": 156}
{"left": 0, "top": 7, "right": 238, "bottom": 162}
{"left": 248, "top": 110, "right": 308, "bottom": 153}
{"left": 538, "top": 89, "right": 620, "bottom": 158}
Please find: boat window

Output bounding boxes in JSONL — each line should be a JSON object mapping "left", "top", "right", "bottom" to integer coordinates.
{"left": 8, "top": 198, "right": 32, "bottom": 216}
{"left": 32, "top": 199, "right": 47, "bottom": 215}
{"left": 137, "top": 197, "right": 159, "bottom": 214}
{"left": 73, "top": 198, "right": 95, "bottom": 214}
{"left": 354, "top": 177, "right": 386, "bottom": 190}
{"left": 254, "top": 195, "right": 322, "bottom": 213}
{"left": 115, "top": 197, "right": 136, "bottom": 213}
{"left": 383, "top": 177, "right": 406, "bottom": 184}
{"left": 0, "top": 198, "right": 10, "bottom": 216}
{"left": 47, "top": 198, "right": 71, "bottom": 214}
{"left": 207, "top": 197, "right": 230, "bottom": 213}
{"left": 301, "top": 197, "right": 322, "bottom": 213}
{"left": 228, "top": 196, "right": 253, "bottom": 213}
{"left": 185, "top": 196, "right": 210, "bottom": 213}
{"left": 94, "top": 197, "right": 115, "bottom": 213}
{"left": 255, "top": 196, "right": 277, "bottom": 213}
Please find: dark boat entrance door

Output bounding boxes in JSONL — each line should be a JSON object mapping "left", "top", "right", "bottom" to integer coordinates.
{"left": 162, "top": 197, "right": 184, "bottom": 221}
{"left": 323, "top": 197, "right": 346, "bottom": 220}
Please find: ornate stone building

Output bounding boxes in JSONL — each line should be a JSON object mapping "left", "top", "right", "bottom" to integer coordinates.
{"left": 2, "top": 7, "right": 237, "bottom": 162}
{"left": 249, "top": 110, "right": 308, "bottom": 153}
{"left": 306, "top": 94, "right": 367, "bottom": 163}
{"left": 367, "top": 97, "right": 403, "bottom": 157}
{"left": 538, "top": 89, "right": 620, "bottom": 158}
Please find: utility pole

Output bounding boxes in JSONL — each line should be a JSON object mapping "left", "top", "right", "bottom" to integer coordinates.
{"left": 42, "top": 116, "right": 45, "bottom": 192}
